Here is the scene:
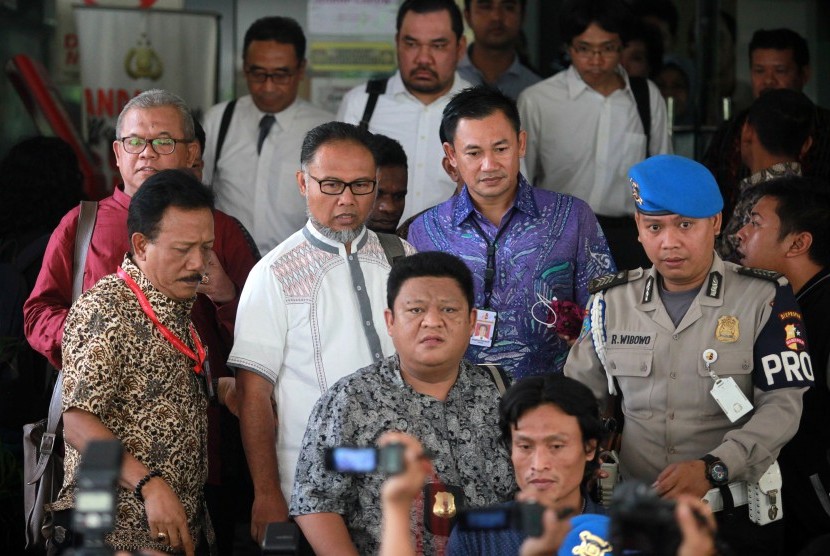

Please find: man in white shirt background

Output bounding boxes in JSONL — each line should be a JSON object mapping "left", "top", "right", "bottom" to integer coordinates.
{"left": 458, "top": 0, "right": 541, "bottom": 101}
{"left": 337, "top": 0, "right": 472, "bottom": 223}
{"left": 202, "top": 16, "right": 332, "bottom": 255}
{"left": 518, "top": 0, "right": 671, "bottom": 270}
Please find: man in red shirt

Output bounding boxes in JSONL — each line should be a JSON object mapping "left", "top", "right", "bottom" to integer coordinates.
{"left": 24, "top": 88, "right": 258, "bottom": 554}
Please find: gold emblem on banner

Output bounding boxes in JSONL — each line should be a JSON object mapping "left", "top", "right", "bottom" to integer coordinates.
{"left": 125, "top": 34, "right": 163, "bottom": 80}
{"left": 630, "top": 179, "right": 644, "bottom": 205}
{"left": 716, "top": 315, "right": 740, "bottom": 343}
{"left": 432, "top": 491, "right": 457, "bottom": 518}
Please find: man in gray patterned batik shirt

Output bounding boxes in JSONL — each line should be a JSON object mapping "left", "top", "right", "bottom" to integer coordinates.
{"left": 291, "top": 251, "right": 516, "bottom": 555}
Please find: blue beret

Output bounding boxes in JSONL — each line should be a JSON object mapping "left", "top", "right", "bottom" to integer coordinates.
{"left": 557, "top": 514, "right": 613, "bottom": 556}
{"left": 628, "top": 154, "right": 723, "bottom": 217}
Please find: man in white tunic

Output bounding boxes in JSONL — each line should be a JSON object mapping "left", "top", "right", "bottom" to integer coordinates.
{"left": 229, "top": 122, "right": 415, "bottom": 543}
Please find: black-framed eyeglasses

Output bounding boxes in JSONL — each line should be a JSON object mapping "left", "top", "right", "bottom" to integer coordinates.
{"left": 245, "top": 67, "right": 297, "bottom": 84}
{"left": 307, "top": 174, "right": 377, "bottom": 195}
{"left": 570, "top": 42, "right": 622, "bottom": 58}
{"left": 119, "top": 136, "right": 190, "bottom": 155}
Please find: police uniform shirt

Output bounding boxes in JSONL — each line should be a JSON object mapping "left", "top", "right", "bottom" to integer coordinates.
{"left": 564, "top": 253, "right": 813, "bottom": 484}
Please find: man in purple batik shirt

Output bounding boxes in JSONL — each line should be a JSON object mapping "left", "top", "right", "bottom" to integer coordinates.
{"left": 407, "top": 86, "right": 615, "bottom": 380}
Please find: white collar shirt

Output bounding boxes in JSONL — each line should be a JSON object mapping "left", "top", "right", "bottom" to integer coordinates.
{"left": 228, "top": 221, "right": 415, "bottom": 497}
{"left": 202, "top": 95, "right": 333, "bottom": 254}
{"left": 336, "top": 70, "right": 472, "bottom": 222}
{"left": 518, "top": 65, "right": 671, "bottom": 217}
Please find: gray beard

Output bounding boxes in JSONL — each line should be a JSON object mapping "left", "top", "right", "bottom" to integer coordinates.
{"left": 306, "top": 206, "right": 364, "bottom": 244}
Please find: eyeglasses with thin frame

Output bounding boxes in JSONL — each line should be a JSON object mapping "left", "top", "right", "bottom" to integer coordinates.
{"left": 570, "top": 42, "right": 622, "bottom": 58}
{"left": 245, "top": 67, "right": 298, "bottom": 84}
{"left": 120, "top": 136, "right": 190, "bottom": 155}
{"left": 306, "top": 174, "right": 377, "bottom": 196}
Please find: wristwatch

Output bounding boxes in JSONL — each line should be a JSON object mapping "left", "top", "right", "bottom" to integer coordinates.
{"left": 700, "top": 454, "right": 729, "bottom": 487}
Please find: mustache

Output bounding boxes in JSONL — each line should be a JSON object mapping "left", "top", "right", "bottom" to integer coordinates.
{"left": 409, "top": 65, "right": 438, "bottom": 78}
{"left": 180, "top": 274, "right": 203, "bottom": 283}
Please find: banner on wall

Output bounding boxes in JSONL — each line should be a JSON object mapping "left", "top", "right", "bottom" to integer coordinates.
{"left": 74, "top": 6, "right": 217, "bottom": 191}
{"left": 307, "top": 0, "right": 399, "bottom": 36}
{"left": 53, "top": 0, "right": 184, "bottom": 85}
{"left": 306, "top": 0, "right": 399, "bottom": 111}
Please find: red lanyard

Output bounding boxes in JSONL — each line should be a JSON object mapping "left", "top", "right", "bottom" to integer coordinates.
{"left": 117, "top": 266, "right": 205, "bottom": 375}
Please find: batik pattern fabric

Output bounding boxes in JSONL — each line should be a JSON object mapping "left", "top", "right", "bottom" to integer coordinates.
{"left": 407, "top": 175, "right": 615, "bottom": 379}
{"left": 53, "top": 255, "right": 211, "bottom": 553}
{"left": 290, "top": 355, "right": 516, "bottom": 555}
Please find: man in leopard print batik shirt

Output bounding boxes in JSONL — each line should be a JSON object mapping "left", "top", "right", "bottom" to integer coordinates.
{"left": 51, "top": 170, "right": 217, "bottom": 556}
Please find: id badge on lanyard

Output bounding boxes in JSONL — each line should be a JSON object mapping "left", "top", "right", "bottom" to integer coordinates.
{"left": 470, "top": 309, "right": 497, "bottom": 347}
{"left": 468, "top": 212, "right": 515, "bottom": 348}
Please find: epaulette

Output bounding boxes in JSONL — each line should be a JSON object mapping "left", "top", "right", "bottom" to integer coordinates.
{"left": 588, "top": 269, "right": 643, "bottom": 294}
{"left": 737, "top": 266, "right": 788, "bottom": 286}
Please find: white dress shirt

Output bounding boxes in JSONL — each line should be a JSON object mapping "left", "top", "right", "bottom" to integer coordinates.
{"left": 337, "top": 70, "right": 472, "bottom": 222}
{"left": 228, "top": 222, "right": 415, "bottom": 498}
{"left": 518, "top": 65, "right": 671, "bottom": 217}
{"left": 202, "top": 95, "right": 333, "bottom": 253}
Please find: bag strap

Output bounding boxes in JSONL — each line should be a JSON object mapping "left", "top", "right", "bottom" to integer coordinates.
{"left": 629, "top": 76, "right": 651, "bottom": 156}
{"left": 477, "top": 363, "right": 511, "bottom": 395}
{"left": 30, "top": 201, "right": 99, "bottom": 483}
{"left": 212, "top": 99, "right": 238, "bottom": 178}
{"left": 29, "top": 372, "right": 63, "bottom": 484}
{"left": 376, "top": 232, "right": 405, "bottom": 267}
{"left": 72, "top": 201, "right": 98, "bottom": 301}
{"left": 359, "top": 78, "right": 389, "bottom": 131}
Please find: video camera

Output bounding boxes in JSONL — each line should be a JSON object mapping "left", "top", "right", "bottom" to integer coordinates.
{"left": 261, "top": 522, "right": 300, "bottom": 555}
{"left": 609, "top": 480, "right": 683, "bottom": 556}
{"left": 324, "top": 443, "right": 405, "bottom": 474}
{"left": 65, "top": 439, "right": 123, "bottom": 556}
{"left": 456, "top": 501, "right": 545, "bottom": 537}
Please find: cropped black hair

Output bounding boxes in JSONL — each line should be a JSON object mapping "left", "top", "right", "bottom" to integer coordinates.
{"left": 386, "top": 251, "right": 474, "bottom": 310}
{"left": 243, "top": 16, "right": 307, "bottom": 62}
{"left": 300, "top": 121, "right": 377, "bottom": 169}
{"left": 754, "top": 176, "right": 830, "bottom": 268}
{"left": 747, "top": 89, "right": 814, "bottom": 159}
{"left": 440, "top": 85, "right": 521, "bottom": 145}
{"left": 499, "top": 374, "right": 605, "bottom": 483}
{"left": 397, "top": 0, "right": 464, "bottom": 41}
{"left": 371, "top": 134, "right": 408, "bottom": 170}
{"left": 560, "top": 0, "right": 634, "bottom": 45}
{"left": 463, "top": 0, "right": 526, "bottom": 11}
{"left": 128, "top": 169, "right": 214, "bottom": 241}
{"left": 749, "top": 28, "right": 809, "bottom": 69}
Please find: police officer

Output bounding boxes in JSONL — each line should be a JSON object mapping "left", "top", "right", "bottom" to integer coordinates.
{"left": 565, "top": 154, "right": 813, "bottom": 555}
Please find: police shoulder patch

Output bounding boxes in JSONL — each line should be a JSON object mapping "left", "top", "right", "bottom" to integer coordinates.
{"left": 588, "top": 269, "right": 643, "bottom": 294}
{"left": 737, "top": 266, "right": 788, "bottom": 286}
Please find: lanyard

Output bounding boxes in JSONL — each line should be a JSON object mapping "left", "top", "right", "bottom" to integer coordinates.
{"left": 469, "top": 209, "right": 516, "bottom": 308}
{"left": 117, "top": 266, "right": 206, "bottom": 375}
